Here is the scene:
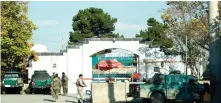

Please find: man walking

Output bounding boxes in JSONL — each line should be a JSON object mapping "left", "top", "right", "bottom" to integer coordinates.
{"left": 50, "top": 72, "right": 56, "bottom": 94}
{"left": 52, "top": 72, "right": 55, "bottom": 78}
{"left": 51, "top": 73, "right": 61, "bottom": 102}
{"left": 57, "top": 74, "right": 62, "bottom": 95}
{"left": 61, "top": 72, "right": 68, "bottom": 96}
{"left": 76, "top": 74, "right": 87, "bottom": 103}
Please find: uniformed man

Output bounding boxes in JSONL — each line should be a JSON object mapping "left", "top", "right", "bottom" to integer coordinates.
{"left": 76, "top": 74, "right": 87, "bottom": 103}
{"left": 51, "top": 72, "right": 56, "bottom": 93}
{"left": 51, "top": 72, "right": 56, "bottom": 79}
{"left": 57, "top": 74, "right": 61, "bottom": 95}
{"left": 62, "top": 72, "right": 68, "bottom": 96}
{"left": 51, "top": 73, "right": 61, "bottom": 102}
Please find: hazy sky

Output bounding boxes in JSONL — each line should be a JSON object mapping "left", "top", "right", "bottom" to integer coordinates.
{"left": 28, "top": 1, "right": 168, "bottom": 52}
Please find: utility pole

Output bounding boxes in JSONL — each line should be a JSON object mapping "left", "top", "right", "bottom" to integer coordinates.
{"left": 208, "top": 1, "right": 221, "bottom": 103}
{"left": 61, "top": 37, "right": 64, "bottom": 50}
{"left": 185, "top": 35, "right": 188, "bottom": 75}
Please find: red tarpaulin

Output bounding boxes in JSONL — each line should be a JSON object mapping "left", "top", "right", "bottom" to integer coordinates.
{"left": 95, "top": 60, "right": 124, "bottom": 71}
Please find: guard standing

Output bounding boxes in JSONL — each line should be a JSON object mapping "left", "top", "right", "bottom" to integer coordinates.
{"left": 76, "top": 74, "right": 87, "bottom": 103}
{"left": 51, "top": 73, "right": 61, "bottom": 102}
{"left": 51, "top": 72, "right": 56, "bottom": 94}
{"left": 61, "top": 72, "right": 69, "bottom": 96}
{"left": 57, "top": 74, "right": 61, "bottom": 95}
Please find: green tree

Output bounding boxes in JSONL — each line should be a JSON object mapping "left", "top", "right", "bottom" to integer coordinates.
{"left": 1, "top": 1, "right": 38, "bottom": 69}
{"left": 69, "top": 7, "right": 123, "bottom": 44}
{"left": 161, "top": 1, "right": 221, "bottom": 76}
{"left": 136, "top": 18, "right": 173, "bottom": 48}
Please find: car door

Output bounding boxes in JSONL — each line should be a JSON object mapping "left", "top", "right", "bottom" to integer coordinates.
{"left": 166, "top": 75, "right": 187, "bottom": 100}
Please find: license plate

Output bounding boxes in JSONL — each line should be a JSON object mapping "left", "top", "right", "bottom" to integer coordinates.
{"left": 5, "top": 85, "right": 11, "bottom": 87}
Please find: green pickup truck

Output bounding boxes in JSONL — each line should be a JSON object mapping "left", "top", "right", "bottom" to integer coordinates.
{"left": 127, "top": 73, "right": 205, "bottom": 103}
{"left": 1, "top": 71, "right": 24, "bottom": 94}
{"left": 30, "top": 70, "right": 52, "bottom": 94}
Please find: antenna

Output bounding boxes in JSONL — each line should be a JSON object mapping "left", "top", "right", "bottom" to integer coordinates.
{"left": 62, "top": 37, "right": 64, "bottom": 50}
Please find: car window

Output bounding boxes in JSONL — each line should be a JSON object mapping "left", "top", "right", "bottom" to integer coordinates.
{"left": 4, "top": 74, "right": 19, "bottom": 78}
{"left": 32, "top": 72, "right": 50, "bottom": 80}
{"left": 149, "top": 74, "right": 165, "bottom": 85}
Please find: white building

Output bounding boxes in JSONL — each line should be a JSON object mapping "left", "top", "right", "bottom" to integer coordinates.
{"left": 28, "top": 38, "right": 194, "bottom": 93}
{"left": 30, "top": 44, "right": 48, "bottom": 53}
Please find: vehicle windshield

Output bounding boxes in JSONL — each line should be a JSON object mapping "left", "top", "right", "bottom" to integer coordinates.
{"left": 147, "top": 73, "right": 165, "bottom": 85}
{"left": 4, "top": 74, "right": 19, "bottom": 78}
{"left": 32, "top": 72, "right": 50, "bottom": 80}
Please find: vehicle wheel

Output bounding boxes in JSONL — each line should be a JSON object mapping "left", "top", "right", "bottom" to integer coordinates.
{"left": 19, "top": 90, "right": 23, "bottom": 94}
{"left": 42, "top": 89, "right": 46, "bottom": 94}
{"left": 150, "top": 93, "right": 165, "bottom": 103}
{"left": 48, "top": 89, "right": 51, "bottom": 95}
{"left": 32, "top": 89, "right": 35, "bottom": 94}
{"left": 194, "top": 99, "right": 201, "bottom": 103}
{"left": 142, "top": 98, "right": 150, "bottom": 103}
{"left": 2, "top": 90, "right": 6, "bottom": 94}
{"left": 44, "top": 89, "right": 49, "bottom": 95}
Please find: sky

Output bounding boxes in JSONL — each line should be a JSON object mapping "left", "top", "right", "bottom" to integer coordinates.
{"left": 28, "top": 1, "right": 168, "bottom": 52}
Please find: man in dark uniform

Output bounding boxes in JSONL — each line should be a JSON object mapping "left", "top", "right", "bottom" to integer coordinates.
{"left": 57, "top": 73, "right": 61, "bottom": 95}
{"left": 62, "top": 72, "right": 68, "bottom": 96}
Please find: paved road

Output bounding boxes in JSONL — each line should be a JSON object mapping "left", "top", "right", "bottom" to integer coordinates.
{"left": 1, "top": 94, "right": 143, "bottom": 103}
{"left": 1, "top": 94, "right": 79, "bottom": 103}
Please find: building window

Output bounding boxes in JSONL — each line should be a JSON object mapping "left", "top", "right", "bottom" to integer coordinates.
{"left": 154, "top": 67, "right": 160, "bottom": 73}
{"left": 53, "top": 64, "right": 56, "bottom": 68}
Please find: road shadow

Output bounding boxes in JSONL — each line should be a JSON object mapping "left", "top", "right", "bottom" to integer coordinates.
{"left": 64, "top": 95, "right": 78, "bottom": 99}
{"left": 43, "top": 99, "right": 54, "bottom": 102}
{"left": 65, "top": 100, "right": 77, "bottom": 103}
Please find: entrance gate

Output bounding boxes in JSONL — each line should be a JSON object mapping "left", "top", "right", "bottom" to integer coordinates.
{"left": 65, "top": 38, "right": 147, "bottom": 93}
{"left": 91, "top": 51, "right": 138, "bottom": 82}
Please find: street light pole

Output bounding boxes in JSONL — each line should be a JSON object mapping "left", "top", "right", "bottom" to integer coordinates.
{"left": 208, "top": 1, "right": 221, "bottom": 103}
{"left": 185, "top": 35, "right": 188, "bottom": 76}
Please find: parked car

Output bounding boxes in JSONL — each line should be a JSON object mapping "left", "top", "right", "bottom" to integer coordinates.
{"left": 1, "top": 79, "right": 3, "bottom": 94}
{"left": 30, "top": 70, "right": 52, "bottom": 94}
{"left": 127, "top": 73, "right": 205, "bottom": 103}
{"left": 1, "top": 70, "right": 24, "bottom": 94}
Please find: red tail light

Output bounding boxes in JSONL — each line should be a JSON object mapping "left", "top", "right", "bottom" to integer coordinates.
{"left": 132, "top": 73, "right": 141, "bottom": 79}
{"left": 136, "top": 85, "right": 139, "bottom": 91}
{"left": 32, "top": 80, "right": 35, "bottom": 85}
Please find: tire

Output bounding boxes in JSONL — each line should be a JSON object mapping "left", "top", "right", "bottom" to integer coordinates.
{"left": 43, "top": 88, "right": 50, "bottom": 95}
{"left": 19, "top": 90, "right": 23, "bottom": 94}
{"left": 32, "top": 89, "right": 35, "bottom": 94}
{"left": 42, "top": 89, "right": 46, "bottom": 94}
{"left": 142, "top": 98, "right": 150, "bottom": 103}
{"left": 194, "top": 99, "right": 201, "bottom": 103}
{"left": 48, "top": 88, "right": 51, "bottom": 95}
{"left": 150, "top": 93, "right": 165, "bottom": 103}
{"left": 1, "top": 88, "right": 4, "bottom": 94}
{"left": 18, "top": 88, "right": 23, "bottom": 94}
{"left": 2, "top": 90, "right": 6, "bottom": 94}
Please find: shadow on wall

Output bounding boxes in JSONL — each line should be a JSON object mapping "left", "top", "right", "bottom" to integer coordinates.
{"left": 108, "top": 82, "right": 116, "bottom": 103}
{"left": 108, "top": 83, "right": 128, "bottom": 103}
{"left": 106, "top": 59, "right": 116, "bottom": 103}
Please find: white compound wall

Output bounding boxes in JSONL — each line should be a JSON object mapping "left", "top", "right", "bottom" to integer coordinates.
{"left": 28, "top": 38, "right": 190, "bottom": 93}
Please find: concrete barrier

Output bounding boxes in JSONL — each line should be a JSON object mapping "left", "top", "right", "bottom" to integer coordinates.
{"left": 92, "top": 82, "right": 130, "bottom": 103}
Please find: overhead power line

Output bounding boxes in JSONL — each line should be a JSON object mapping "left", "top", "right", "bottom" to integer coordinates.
{"left": 32, "top": 38, "right": 64, "bottom": 42}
